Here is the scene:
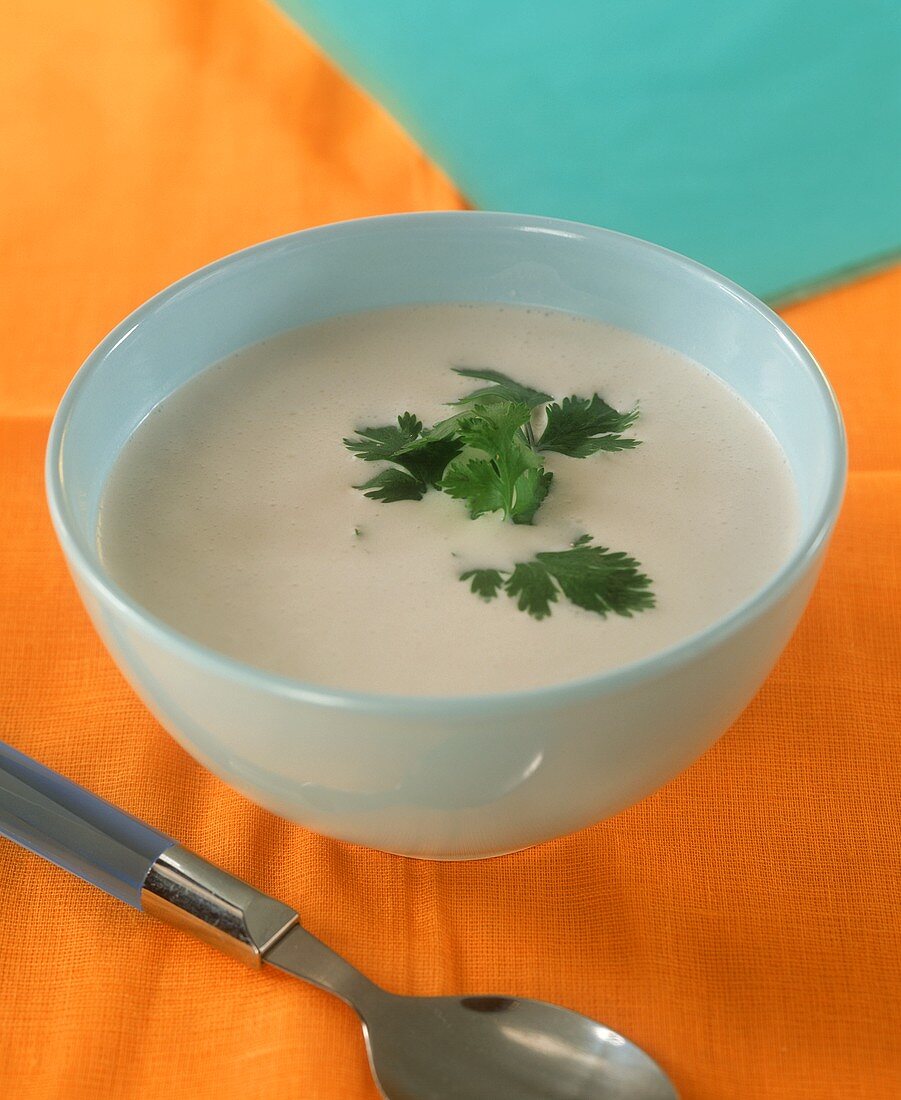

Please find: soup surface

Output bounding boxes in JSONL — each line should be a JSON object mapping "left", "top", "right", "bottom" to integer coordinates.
{"left": 98, "top": 303, "right": 799, "bottom": 695}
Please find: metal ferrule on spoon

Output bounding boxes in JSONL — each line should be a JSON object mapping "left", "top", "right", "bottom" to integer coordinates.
{"left": 142, "top": 846, "right": 299, "bottom": 965}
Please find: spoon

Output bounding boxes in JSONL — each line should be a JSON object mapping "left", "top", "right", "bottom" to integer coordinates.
{"left": 0, "top": 741, "right": 678, "bottom": 1099}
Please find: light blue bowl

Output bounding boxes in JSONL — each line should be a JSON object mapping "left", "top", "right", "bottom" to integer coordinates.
{"left": 46, "top": 212, "right": 846, "bottom": 858}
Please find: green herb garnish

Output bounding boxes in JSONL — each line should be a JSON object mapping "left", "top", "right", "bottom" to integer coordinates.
{"left": 450, "top": 366, "right": 553, "bottom": 409}
{"left": 343, "top": 411, "right": 423, "bottom": 460}
{"left": 537, "top": 394, "right": 640, "bottom": 457}
{"left": 345, "top": 412, "right": 462, "bottom": 499}
{"left": 344, "top": 365, "right": 653, "bottom": 619}
{"left": 354, "top": 467, "right": 429, "bottom": 503}
{"left": 344, "top": 369, "right": 639, "bottom": 524}
{"left": 440, "top": 402, "right": 553, "bottom": 524}
{"left": 462, "top": 535, "right": 654, "bottom": 620}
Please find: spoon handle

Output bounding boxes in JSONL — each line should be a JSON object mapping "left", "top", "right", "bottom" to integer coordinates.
{"left": 0, "top": 739, "right": 173, "bottom": 906}
{"left": 0, "top": 740, "right": 297, "bottom": 965}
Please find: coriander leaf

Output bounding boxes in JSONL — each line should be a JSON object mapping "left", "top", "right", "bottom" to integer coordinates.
{"left": 454, "top": 400, "right": 533, "bottom": 454}
{"left": 451, "top": 366, "right": 552, "bottom": 410}
{"left": 441, "top": 458, "right": 508, "bottom": 518}
{"left": 345, "top": 413, "right": 461, "bottom": 489}
{"left": 459, "top": 535, "right": 654, "bottom": 620}
{"left": 536, "top": 538, "right": 654, "bottom": 616}
{"left": 505, "top": 561, "right": 559, "bottom": 620}
{"left": 344, "top": 413, "right": 423, "bottom": 461}
{"left": 460, "top": 568, "right": 505, "bottom": 600}
{"left": 440, "top": 402, "right": 546, "bottom": 523}
{"left": 510, "top": 467, "right": 554, "bottom": 525}
{"left": 537, "top": 395, "right": 640, "bottom": 457}
{"left": 354, "top": 468, "right": 426, "bottom": 503}
{"left": 392, "top": 435, "right": 463, "bottom": 487}
{"left": 417, "top": 409, "right": 477, "bottom": 442}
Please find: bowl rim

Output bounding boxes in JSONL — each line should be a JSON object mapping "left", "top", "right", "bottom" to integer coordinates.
{"left": 46, "top": 210, "right": 847, "bottom": 716}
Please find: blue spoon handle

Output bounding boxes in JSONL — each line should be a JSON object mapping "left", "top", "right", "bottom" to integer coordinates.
{"left": 0, "top": 740, "right": 174, "bottom": 909}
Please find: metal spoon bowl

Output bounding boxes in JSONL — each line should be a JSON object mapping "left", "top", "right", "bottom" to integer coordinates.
{"left": 266, "top": 923, "right": 678, "bottom": 1099}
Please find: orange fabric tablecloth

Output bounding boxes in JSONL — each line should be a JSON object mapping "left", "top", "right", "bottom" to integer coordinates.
{"left": 1, "top": 2, "right": 899, "bottom": 1097}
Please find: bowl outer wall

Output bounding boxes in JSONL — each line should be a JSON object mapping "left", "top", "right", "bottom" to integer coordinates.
{"left": 45, "top": 212, "right": 846, "bottom": 857}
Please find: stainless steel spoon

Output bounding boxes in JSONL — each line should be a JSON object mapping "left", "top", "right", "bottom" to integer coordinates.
{"left": 0, "top": 741, "right": 678, "bottom": 1099}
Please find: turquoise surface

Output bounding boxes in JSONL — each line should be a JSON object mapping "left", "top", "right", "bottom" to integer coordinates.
{"left": 279, "top": 0, "right": 900, "bottom": 300}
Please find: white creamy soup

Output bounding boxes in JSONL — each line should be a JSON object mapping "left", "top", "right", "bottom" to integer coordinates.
{"left": 98, "top": 304, "right": 799, "bottom": 695}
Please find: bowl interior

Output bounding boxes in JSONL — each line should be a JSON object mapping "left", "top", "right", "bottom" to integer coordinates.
{"left": 52, "top": 212, "right": 843, "bottom": 612}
